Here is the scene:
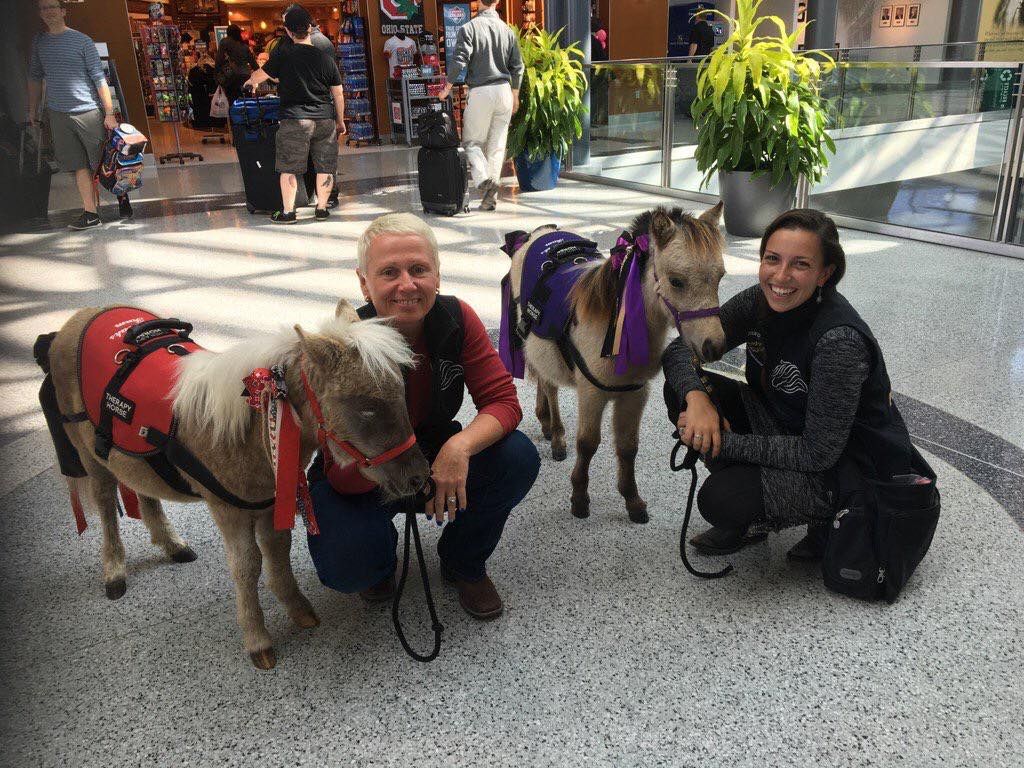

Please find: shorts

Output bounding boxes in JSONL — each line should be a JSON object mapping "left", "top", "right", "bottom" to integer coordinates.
{"left": 48, "top": 108, "right": 105, "bottom": 172}
{"left": 275, "top": 118, "right": 337, "bottom": 175}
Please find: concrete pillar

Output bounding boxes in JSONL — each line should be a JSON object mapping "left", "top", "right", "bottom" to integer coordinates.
{"left": 804, "top": 0, "right": 839, "bottom": 50}
{"left": 546, "top": 1, "right": 592, "bottom": 166}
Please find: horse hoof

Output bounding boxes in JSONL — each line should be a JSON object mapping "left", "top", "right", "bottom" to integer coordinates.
{"left": 571, "top": 498, "right": 590, "bottom": 518}
{"left": 171, "top": 545, "right": 198, "bottom": 563}
{"left": 249, "top": 648, "right": 277, "bottom": 670}
{"left": 628, "top": 507, "right": 650, "bottom": 524}
{"left": 552, "top": 444, "right": 567, "bottom": 461}
{"left": 293, "top": 611, "right": 320, "bottom": 629}
{"left": 105, "top": 578, "right": 127, "bottom": 600}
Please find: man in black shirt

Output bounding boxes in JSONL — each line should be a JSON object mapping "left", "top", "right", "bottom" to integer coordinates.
{"left": 244, "top": 5, "right": 344, "bottom": 223}
{"left": 688, "top": 11, "right": 715, "bottom": 58}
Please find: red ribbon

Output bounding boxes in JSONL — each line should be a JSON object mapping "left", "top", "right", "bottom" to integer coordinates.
{"left": 118, "top": 484, "right": 141, "bottom": 520}
{"left": 244, "top": 367, "right": 318, "bottom": 534}
{"left": 68, "top": 478, "right": 87, "bottom": 535}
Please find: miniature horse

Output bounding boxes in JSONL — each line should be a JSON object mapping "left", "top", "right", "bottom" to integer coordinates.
{"left": 505, "top": 204, "right": 726, "bottom": 522}
{"left": 39, "top": 300, "right": 429, "bottom": 669}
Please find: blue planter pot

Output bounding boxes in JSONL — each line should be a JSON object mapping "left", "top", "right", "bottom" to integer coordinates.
{"left": 514, "top": 153, "right": 561, "bottom": 192}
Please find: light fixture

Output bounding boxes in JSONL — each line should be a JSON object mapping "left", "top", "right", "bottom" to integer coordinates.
{"left": 260, "top": 20, "right": 267, "bottom": 29}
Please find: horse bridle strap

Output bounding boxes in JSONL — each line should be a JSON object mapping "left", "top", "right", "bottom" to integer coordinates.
{"left": 615, "top": 230, "right": 721, "bottom": 329}
{"left": 298, "top": 365, "right": 419, "bottom": 468}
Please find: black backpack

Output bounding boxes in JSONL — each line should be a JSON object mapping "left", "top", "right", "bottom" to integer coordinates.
{"left": 417, "top": 110, "right": 459, "bottom": 150}
{"left": 822, "top": 445, "right": 941, "bottom": 603}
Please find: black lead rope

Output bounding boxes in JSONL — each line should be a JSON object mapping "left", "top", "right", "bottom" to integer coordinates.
{"left": 391, "top": 479, "right": 444, "bottom": 662}
{"left": 670, "top": 439, "right": 733, "bottom": 579}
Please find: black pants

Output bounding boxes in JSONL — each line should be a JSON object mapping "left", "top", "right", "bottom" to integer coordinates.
{"left": 665, "top": 371, "right": 764, "bottom": 531}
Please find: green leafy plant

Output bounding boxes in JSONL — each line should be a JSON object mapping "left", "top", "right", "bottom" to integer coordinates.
{"left": 507, "top": 27, "right": 587, "bottom": 162}
{"left": 691, "top": 0, "right": 836, "bottom": 188}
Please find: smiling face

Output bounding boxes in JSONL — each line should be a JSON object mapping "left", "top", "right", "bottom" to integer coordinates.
{"left": 357, "top": 233, "right": 440, "bottom": 337}
{"left": 759, "top": 227, "right": 835, "bottom": 313}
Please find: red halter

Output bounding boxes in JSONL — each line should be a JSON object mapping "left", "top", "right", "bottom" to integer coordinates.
{"left": 299, "top": 364, "right": 418, "bottom": 468}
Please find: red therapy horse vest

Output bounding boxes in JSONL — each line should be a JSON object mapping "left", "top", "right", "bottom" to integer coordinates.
{"left": 78, "top": 307, "right": 202, "bottom": 456}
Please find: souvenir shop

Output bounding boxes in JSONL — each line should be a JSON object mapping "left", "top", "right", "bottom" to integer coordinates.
{"left": 114, "top": 0, "right": 547, "bottom": 160}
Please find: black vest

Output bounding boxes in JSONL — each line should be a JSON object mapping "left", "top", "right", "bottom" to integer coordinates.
{"left": 744, "top": 289, "right": 913, "bottom": 481}
{"left": 358, "top": 295, "right": 466, "bottom": 459}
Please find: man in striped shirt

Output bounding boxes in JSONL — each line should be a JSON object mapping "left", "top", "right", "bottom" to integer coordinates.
{"left": 27, "top": 0, "right": 125, "bottom": 229}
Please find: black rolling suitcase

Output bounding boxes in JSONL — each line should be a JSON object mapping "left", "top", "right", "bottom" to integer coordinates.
{"left": 417, "top": 146, "right": 469, "bottom": 216}
{"left": 230, "top": 95, "right": 308, "bottom": 214}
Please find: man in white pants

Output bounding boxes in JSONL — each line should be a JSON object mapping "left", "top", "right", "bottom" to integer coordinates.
{"left": 438, "top": 0, "right": 523, "bottom": 211}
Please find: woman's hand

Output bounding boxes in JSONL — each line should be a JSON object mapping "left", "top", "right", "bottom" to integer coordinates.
{"left": 677, "top": 390, "right": 727, "bottom": 458}
{"left": 426, "top": 433, "right": 470, "bottom": 524}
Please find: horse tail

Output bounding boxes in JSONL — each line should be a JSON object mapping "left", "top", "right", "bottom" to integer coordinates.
{"left": 33, "top": 331, "right": 57, "bottom": 374}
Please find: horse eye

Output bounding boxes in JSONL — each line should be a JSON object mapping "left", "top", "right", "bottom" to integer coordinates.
{"left": 669, "top": 277, "right": 685, "bottom": 289}
{"left": 360, "top": 410, "right": 375, "bottom": 420}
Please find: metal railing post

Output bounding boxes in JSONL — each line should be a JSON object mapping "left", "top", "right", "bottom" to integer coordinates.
{"left": 993, "top": 65, "right": 1024, "bottom": 242}
{"left": 661, "top": 65, "right": 676, "bottom": 189}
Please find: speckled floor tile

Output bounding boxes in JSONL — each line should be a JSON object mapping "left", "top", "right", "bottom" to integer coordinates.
{"left": 1, "top": 172, "right": 1023, "bottom": 767}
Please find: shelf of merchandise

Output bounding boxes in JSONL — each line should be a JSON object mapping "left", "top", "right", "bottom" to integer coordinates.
{"left": 140, "top": 25, "right": 202, "bottom": 164}
{"left": 338, "top": 13, "right": 379, "bottom": 146}
{"left": 389, "top": 74, "right": 452, "bottom": 145}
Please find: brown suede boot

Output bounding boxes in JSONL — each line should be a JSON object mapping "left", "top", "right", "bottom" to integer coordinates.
{"left": 359, "top": 572, "right": 396, "bottom": 603}
{"left": 443, "top": 567, "right": 503, "bottom": 620}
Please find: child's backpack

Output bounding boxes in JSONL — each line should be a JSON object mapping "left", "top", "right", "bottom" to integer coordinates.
{"left": 97, "top": 124, "right": 148, "bottom": 196}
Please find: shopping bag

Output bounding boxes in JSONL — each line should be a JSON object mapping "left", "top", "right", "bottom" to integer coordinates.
{"left": 210, "top": 87, "right": 230, "bottom": 119}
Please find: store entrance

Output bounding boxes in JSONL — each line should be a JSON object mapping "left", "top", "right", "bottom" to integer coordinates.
{"left": 126, "top": 0, "right": 377, "bottom": 164}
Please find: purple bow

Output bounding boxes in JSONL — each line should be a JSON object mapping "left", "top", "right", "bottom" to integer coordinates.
{"left": 501, "top": 230, "right": 530, "bottom": 258}
{"left": 607, "top": 231, "right": 651, "bottom": 375}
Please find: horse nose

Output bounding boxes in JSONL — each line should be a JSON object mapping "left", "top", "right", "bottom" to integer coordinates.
{"left": 701, "top": 338, "right": 720, "bottom": 362}
{"left": 410, "top": 474, "right": 430, "bottom": 495}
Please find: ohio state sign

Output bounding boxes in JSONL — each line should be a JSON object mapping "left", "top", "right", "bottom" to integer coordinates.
{"left": 380, "top": 0, "right": 424, "bottom": 35}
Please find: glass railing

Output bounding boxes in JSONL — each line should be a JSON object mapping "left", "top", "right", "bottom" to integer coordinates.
{"left": 573, "top": 59, "right": 1024, "bottom": 251}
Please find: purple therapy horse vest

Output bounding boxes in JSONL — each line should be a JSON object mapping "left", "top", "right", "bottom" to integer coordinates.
{"left": 499, "top": 231, "right": 603, "bottom": 378}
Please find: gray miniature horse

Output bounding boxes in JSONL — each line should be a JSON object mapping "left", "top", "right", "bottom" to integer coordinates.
{"left": 503, "top": 204, "right": 726, "bottom": 522}
{"left": 38, "top": 300, "right": 429, "bottom": 669}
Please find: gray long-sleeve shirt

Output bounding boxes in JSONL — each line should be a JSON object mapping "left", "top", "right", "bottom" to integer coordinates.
{"left": 663, "top": 285, "right": 871, "bottom": 474}
{"left": 446, "top": 8, "right": 524, "bottom": 89}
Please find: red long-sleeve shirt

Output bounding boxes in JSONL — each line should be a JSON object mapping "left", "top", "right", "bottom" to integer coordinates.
{"left": 327, "top": 299, "right": 522, "bottom": 494}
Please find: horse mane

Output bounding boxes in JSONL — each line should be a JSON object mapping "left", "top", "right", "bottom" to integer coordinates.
{"left": 171, "top": 315, "right": 413, "bottom": 446}
{"left": 570, "top": 207, "right": 720, "bottom": 325}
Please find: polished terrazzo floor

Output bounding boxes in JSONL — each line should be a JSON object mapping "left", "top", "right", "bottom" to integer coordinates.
{"left": 1, "top": 152, "right": 1022, "bottom": 767}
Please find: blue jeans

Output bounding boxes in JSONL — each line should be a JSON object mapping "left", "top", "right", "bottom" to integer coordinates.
{"left": 307, "top": 430, "right": 540, "bottom": 592}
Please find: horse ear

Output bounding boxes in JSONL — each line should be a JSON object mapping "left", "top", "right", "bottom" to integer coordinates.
{"left": 651, "top": 208, "right": 675, "bottom": 248}
{"left": 295, "top": 325, "right": 333, "bottom": 369}
{"left": 699, "top": 200, "right": 724, "bottom": 225}
{"left": 335, "top": 299, "right": 359, "bottom": 322}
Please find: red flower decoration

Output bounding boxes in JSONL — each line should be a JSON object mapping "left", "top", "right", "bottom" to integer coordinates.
{"left": 242, "top": 368, "right": 273, "bottom": 409}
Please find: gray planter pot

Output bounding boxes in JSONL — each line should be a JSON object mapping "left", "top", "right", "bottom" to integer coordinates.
{"left": 719, "top": 170, "right": 797, "bottom": 238}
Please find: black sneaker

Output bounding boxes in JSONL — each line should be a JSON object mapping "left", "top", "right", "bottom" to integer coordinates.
{"left": 69, "top": 211, "right": 101, "bottom": 230}
{"left": 271, "top": 210, "right": 297, "bottom": 224}
{"left": 326, "top": 191, "right": 340, "bottom": 209}
{"left": 314, "top": 207, "right": 329, "bottom": 221}
{"left": 689, "top": 526, "right": 768, "bottom": 556}
{"left": 117, "top": 196, "right": 133, "bottom": 219}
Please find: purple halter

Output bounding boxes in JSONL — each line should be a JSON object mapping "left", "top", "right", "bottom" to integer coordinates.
{"left": 615, "top": 232, "right": 721, "bottom": 332}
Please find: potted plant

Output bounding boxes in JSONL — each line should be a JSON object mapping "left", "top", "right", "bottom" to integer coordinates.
{"left": 691, "top": 0, "right": 836, "bottom": 236}
{"left": 507, "top": 27, "right": 587, "bottom": 192}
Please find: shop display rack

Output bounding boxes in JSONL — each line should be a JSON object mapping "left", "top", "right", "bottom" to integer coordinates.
{"left": 338, "top": 14, "right": 379, "bottom": 147}
{"left": 389, "top": 72, "right": 453, "bottom": 145}
{"left": 140, "top": 25, "right": 202, "bottom": 164}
